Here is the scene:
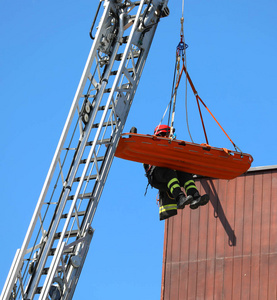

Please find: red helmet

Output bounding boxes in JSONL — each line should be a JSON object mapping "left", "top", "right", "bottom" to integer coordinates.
{"left": 154, "top": 124, "right": 171, "bottom": 137}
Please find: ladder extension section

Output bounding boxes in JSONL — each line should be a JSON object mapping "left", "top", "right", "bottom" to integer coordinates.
{"left": 1, "top": 1, "right": 169, "bottom": 299}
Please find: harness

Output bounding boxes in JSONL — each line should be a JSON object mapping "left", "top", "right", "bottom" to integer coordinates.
{"left": 144, "top": 164, "right": 155, "bottom": 196}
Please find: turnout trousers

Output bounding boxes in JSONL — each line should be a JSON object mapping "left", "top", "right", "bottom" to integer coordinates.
{"left": 146, "top": 166, "right": 198, "bottom": 220}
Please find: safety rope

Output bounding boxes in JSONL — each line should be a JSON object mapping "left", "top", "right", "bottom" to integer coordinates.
{"left": 180, "top": 17, "right": 194, "bottom": 143}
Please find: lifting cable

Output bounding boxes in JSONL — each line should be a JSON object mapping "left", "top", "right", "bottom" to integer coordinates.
{"left": 168, "top": 0, "right": 194, "bottom": 142}
{"left": 168, "top": 3, "right": 186, "bottom": 139}
{"left": 180, "top": 0, "right": 193, "bottom": 144}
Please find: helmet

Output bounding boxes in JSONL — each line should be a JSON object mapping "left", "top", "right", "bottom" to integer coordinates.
{"left": 154, "top": 124, "right": 171, "bottom": 137}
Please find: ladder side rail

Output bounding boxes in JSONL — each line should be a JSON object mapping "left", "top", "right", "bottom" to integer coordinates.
{"left": 37, "top": 1, "right": 157, "bottom": 297}
{"left": 31, "top": 17, "right": 126, "bottom": 300}
{"left": 39, "top": 227, "right": 94, "bottom": 300}
{"left": 0, "top": 2, "right": 114, "bottom": 300}
{"left": 40, "top": 241, "right": 66, "bottom": 300}
{"left": 24, "top": 1, "right": 150, "bottom": 297}
{"left": 63, "top": 228, "right": 93, "bottom": 300}
{"left": 0, "top": 249, "right": 20, "bottom": 300}
{"left": 27, "top": 29, "right": 118, "bottom": 298}
{"left": 23, "top": 4, "right": 126, "bottom": 300}
{"left": 37, "top": 3, "right": 147, "bottom": 296}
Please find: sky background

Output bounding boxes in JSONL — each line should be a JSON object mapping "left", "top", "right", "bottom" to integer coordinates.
{"left": 0, "top": 0, "right": 277, "bottom": 299}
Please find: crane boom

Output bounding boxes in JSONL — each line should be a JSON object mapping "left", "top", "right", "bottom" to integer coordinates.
{"left": 0, "top": 0, "right": 169, "bottom": 299}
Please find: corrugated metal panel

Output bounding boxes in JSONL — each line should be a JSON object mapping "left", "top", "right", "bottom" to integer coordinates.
{"left": 161, "top": 167, "right": 277, "bottom": 300}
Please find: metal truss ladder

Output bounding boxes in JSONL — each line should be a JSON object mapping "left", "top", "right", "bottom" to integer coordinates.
{"left": 1, "top": 0, "right": 169, "bottom": 299}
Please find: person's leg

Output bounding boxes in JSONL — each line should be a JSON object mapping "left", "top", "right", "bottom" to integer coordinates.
{"left": 158, "top": 190, "right": 177, "bottom": 220}
{"left": 176, "top": 171, "right": 210, "bottom": 209}
{"left": 152, "top": 167, "right": 193, "bottom": 209}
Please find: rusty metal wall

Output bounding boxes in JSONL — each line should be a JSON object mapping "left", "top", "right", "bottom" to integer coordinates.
{"left": 161, "top": 166, "right": 277, "bottom": 300}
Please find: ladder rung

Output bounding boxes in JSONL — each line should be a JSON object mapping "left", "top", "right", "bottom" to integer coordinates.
{"left": 73, "top": 175, "right": 97, "bottom": 182}
{"left": 82, "top": 94, "right": 96, "bottom": 100}
{"left": 122, "top": 36, "right": 128, "bottom": 43}
{"left": 61, "top": 211, "right": 86, "bottom": 219}
{"left": 98, "top": 105, "right": 112, "bottom": 110}
{"left": 86, "top": 138, "right": 111, "bottom": 146}
{"left": 115, "top": 51, "right": 140, "bottom": 61}
{"left": 92, "top": 121, "right": 117, "bottom": 129}
{"left": 42, "top": 268, "right": 48, "bottom": 275}
{"left": 110, "top": 68, "right": 133, "bottom": 76}
{"left": 80, "top": 156, "right": 104, "bottom": 164}
{"left": 67, "top": 193, "right": 92, "bottom": 200}
{"left": 48, "top": 246, "right": 73, "bottom": 257}
{"left": 54, "top": 230, "right": 79, "bottom": 240}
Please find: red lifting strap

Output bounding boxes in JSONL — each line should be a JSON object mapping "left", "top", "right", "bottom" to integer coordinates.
{"left": 175, "top": 58, "right": 239, "bottom": 151}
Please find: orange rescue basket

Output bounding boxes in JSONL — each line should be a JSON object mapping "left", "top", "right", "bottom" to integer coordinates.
{"left": 115, "top": 133, "right": 253, "bottom": 180}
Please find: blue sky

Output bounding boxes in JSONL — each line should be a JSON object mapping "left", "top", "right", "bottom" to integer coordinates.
{"left": 0, "top": 0, "right": 276, "bottom": 299}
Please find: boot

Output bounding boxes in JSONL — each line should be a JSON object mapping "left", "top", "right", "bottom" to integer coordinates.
{"left": 189, "top": 192, "right": 210, "bottom": 210}
{"left": 177, "top": 193, "right": 193, "bottom": 209}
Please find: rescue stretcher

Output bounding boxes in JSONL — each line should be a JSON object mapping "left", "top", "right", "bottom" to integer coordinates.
{"left": 115, "top": 133, "right": 253, "bottom": 180}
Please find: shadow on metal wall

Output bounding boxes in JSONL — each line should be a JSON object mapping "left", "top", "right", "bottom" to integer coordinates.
{"left": 202, "top": 178, "right": 237, "bottom": 246}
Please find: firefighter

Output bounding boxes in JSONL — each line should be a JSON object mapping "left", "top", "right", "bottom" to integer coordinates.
{"left": 142, "top": 125, "right": 210, "bottom": 220}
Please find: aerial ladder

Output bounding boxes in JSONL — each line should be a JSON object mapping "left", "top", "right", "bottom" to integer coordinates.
{"left": 0, "top": 0, "right": 169, "bottom": 299}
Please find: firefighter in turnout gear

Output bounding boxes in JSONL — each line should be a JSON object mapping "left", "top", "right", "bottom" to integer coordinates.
{"left": 143, "top": 125, "right": 210, "bottom": 220}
